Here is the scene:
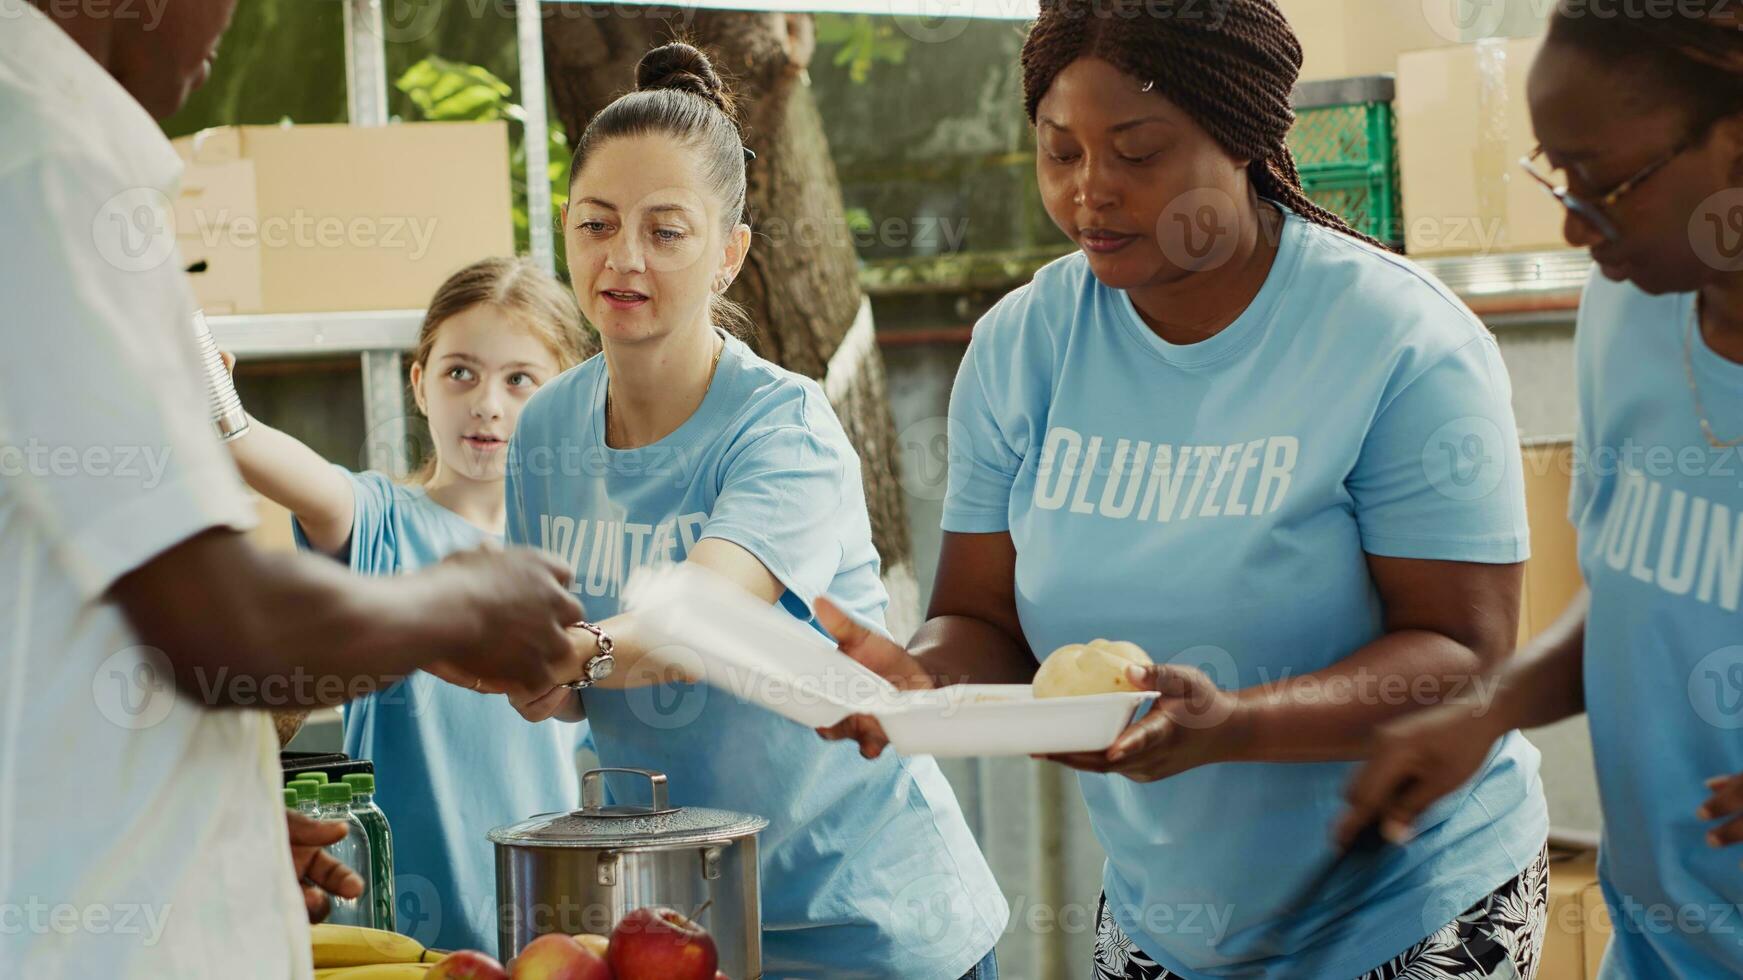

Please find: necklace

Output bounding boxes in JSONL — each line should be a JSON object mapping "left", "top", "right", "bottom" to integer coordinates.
{"left": 605, "top": 335, "right": 724, "bottom": 448}
{"left": 1683, "top": 296, "right": 1743, "bottom": 450}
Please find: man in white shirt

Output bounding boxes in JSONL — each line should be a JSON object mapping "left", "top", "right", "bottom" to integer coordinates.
{"left": 0, "top": 2, "right": 592, "bottom": 975}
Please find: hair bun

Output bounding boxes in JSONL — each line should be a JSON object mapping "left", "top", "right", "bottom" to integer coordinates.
{"left": 636, "top": 43, "right": 733, "bottom": 116}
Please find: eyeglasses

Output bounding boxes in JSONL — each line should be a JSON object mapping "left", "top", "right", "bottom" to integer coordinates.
{"left": 1518, "top": 137, "right": 1700, "bottom": 242}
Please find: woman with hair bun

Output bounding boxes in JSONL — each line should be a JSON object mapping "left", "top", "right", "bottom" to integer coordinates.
{"left": 820, "top": 1, "right": 1551, "bottom": 977}
{"left": 1346, "top": 5, "right": 1743, "bottom": 977}
{"left": 505, "top": 42, "right": 1006, "bottom": 979}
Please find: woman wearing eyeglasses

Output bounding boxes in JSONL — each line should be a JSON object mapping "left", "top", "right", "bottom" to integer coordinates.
{"left": 1342, "top": 3, "right": 1743, "bottom": 976}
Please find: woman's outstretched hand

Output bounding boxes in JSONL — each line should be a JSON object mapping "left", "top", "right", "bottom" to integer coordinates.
{"left": 813, "top": 596, "right": 934, "bottom": 759}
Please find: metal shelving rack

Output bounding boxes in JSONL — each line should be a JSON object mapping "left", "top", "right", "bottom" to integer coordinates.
{"left": 207, "top": 0, "right": 557, "bottom": 474}
{"left": 1419, "top": 247, "right": 1590, "bottom": 328}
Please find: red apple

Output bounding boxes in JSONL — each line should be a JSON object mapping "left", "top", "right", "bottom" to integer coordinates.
{"left": 427, "top": 950, "right": 509, "bottom": 980}
{"left": 608, "top": 907, "right": 717, "bottom": 980}
{"left": 510, "top": 933, "right": 612, "bottom": 980}
{"left": 572, "top": 934, "right": 611, "bottom": 959}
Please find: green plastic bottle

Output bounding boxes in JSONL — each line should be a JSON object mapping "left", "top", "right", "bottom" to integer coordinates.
{"left": 286, "top": 780, "right": 320, "bottom": 817}
{"left": 301, "top": 771, "right": 330, "bottom": 785}
{"left": 342, "top": 773, "right": 395, "bottom": 932}
{"left": 316, "top": 783, "right": 374, "bottom": 928}
{"left": 282, "top": 788, "right": 298, "bottom": 809}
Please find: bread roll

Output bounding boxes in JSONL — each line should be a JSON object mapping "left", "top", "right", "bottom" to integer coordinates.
{"left": 1032, "top": 639, "right": 1152, "bottom": 698}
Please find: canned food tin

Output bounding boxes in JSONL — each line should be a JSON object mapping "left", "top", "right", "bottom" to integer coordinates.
{"left": 190, "top": 310, "right": 250, "bottom": 442}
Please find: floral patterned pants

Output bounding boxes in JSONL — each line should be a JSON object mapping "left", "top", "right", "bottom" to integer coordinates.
{"left": 1093, "top": 846, "right": 1550, "bottom": 980}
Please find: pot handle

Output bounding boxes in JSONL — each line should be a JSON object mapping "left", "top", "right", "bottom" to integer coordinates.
{"left": 701, "top": 841, "right": 729, "bottom": 881}
{"left": 593, "top": 839, "right": 735, "bottom": 886}
{"left": 581, "top": 767, "right": 670, "bottom": 814}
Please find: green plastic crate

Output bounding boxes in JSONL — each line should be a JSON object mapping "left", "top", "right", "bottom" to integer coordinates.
{"left": 1299, "top": 164, "right": 1402, "bottom": 246}
{"left": 1288, "top": 76, "right": 1403, "bottom": 247}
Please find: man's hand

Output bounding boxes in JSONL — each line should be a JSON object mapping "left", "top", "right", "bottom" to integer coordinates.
{"left": 287, "top": 810, "right": 364, "bottom": 923}
{"left": 430, "top": 547, "right": 586, "bottom": 697}
{"left": 1698, "top": 772, "right": 1743, "bottom": 852}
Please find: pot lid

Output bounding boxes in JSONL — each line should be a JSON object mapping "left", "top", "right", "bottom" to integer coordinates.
{"left": 488, "top": 768, "right": 767, "bottom": 849}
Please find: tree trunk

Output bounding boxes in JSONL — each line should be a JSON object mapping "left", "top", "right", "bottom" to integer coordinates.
{"left": 543, "top": 8, "right": 920, "bottom": 636}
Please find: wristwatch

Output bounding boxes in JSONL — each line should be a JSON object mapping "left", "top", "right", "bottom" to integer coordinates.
{"left": 562, "top": 621, "right": 616, "bottom": 690}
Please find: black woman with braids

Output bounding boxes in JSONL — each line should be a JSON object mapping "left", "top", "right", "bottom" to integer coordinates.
{"left": 818, "top": 0, "right": 1550, "bottom": 977}
{"left": 1344, "top": 4, "right": 1743, "bottom": 977}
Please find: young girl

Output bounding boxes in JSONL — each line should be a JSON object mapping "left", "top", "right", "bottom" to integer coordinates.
{"left": 505, "top": 43, "right": 1006, "bottom": 980}
{"left": 225, "top": 255, "right": 594, "bottom": 953}
{"left": 1346, "top": 5, "right": 1743, "bottom": 977}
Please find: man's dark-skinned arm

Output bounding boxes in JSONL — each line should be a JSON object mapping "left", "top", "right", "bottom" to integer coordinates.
{"left": 109, "top": 528, "right": 588, "bottom": 708}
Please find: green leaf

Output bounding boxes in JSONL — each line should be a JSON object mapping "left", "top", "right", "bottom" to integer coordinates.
{"left": 395, "top": 55, "right": 570, "bottom": 263}
{"left": 813, "top": 12, "right": 909, "bottom": 85}
{"left": 813, "top": 12, "right": 857, "bottom": 44}
{"left": 431, "top": 87, "right": 505, "bottom": 120}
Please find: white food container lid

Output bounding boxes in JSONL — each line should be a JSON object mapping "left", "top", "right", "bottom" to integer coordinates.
{"left": 623, "top": 563, "right": 1157, "bottom": 758}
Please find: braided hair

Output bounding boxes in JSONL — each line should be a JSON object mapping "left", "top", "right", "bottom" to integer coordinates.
{"left": 1020, "top": 0, "right": 1387, "bottom": 249}
{"left": 1548, "top": 0, "right": 1743, "bottom": 133}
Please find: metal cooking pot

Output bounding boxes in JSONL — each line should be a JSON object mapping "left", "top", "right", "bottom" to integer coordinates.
{"left": 490, "top": 767, "right": 768, "bottom": 978}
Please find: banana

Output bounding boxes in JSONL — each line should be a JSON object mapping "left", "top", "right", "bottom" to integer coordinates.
{"left": 313, "top": 965, "right": 432, "bottom": 978}
{"left": 310, "top": 923, "right": 438, "bottom": 967}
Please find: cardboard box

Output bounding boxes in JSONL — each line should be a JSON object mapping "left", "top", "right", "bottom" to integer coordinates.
{"left": 1583, "top": 875, "right": 1613, "bottom": 977}
{"left": 1543, "top": 848, "right": 1613, "bottom": 980}
{"left": 1397, "top": 37, "right": 1568, "bottom": 256}
{"left": 1520, "top": 441, "right": 1584, "bottom": 643}
{"left": 247, "top": 493, "right": 300, "bottom": 554}
{"left": 172, "top": 123, "right": 515, "bottom": 314}
{"left": 1281, "top": 0, "right": 1458, "bottom": 82}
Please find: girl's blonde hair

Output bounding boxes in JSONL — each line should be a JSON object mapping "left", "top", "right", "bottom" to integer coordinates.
{"left": 409, "top": 256, "right": 594, "bottom": 483}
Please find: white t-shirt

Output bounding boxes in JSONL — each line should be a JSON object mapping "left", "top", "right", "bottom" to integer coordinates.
{"left": 0, "top": 3, "right": 311, "bottom": 976}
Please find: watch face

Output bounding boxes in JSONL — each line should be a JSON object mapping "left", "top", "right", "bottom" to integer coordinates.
{"left": 589, "top": 655, "right": 616, "bottom": 681}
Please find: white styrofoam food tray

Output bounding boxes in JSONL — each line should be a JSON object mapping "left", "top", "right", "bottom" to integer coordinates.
{"left": 623, "top": 563, "right": 1157, "bottom": 757}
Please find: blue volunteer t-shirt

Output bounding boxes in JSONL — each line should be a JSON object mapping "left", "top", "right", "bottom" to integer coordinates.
{"left": 942, "top": 209, "right": 1548, "bottom": 978}
{"left": 506, "top": 333, "right": 1008, "bottom": 980}
{"left": 1570, "top": 274, "right": 1743, "bottom": 979}
{"left": 294, "top": 471, "right": 587, "bottom": 954}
